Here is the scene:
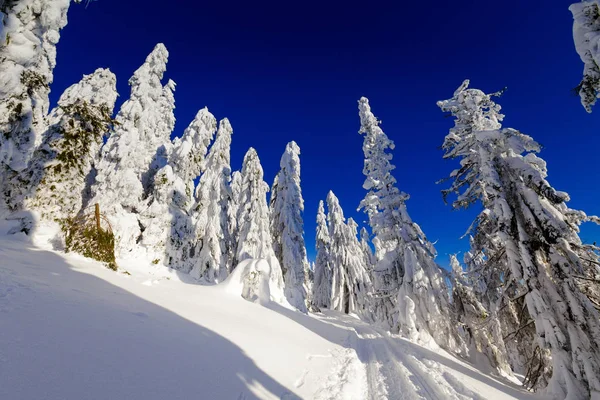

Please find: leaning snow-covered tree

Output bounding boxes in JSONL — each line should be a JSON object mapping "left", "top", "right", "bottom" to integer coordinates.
{"left": 438, "top": 80, "right": 600, "bottom": 399}
{"left": 327, "top": 191, "right": 372, "bottom": 316}
{"left": 235, "top": 148, "right": 285, "bottom": 302}
{"left": 270, "top": 141, "right": 309, "bottom": 312}
{"left": 570, "top": 0, "right": 600, "bottom": 112}
{"left": 91, "top": 43, "right": 175, "bottom": 255}
{"left": 358, "top": 97, "right": 458, "bottom": 349}
{"left": 0, "top": 0, "right": 80, "bottom": 216}
{"left": 312, "top": 199, "right": 332, "bottom": 310}
{"left": 139, "top": 108, "right": 217, "bottom": 266}
{"left": 191, "top": 118, "right": 233, "bottom": 282}
{"left": 20, "top": 68, "right": 117, "bottom": 222}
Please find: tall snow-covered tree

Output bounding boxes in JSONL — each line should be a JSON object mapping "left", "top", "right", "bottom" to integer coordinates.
{"left": 91, "top": 43, "right": 175, "bottom": 256}
{"left": 438, "top": 80, "right": 600, "bottom": 399}
{"left": 570, "top": 0, "right": 600, "bottom": 112}
{"left": 270, "top": 141, "right": 309, "bottom": 312}
{"left": 139, "top": 108, "right": 217, "bottom": 266}
{"left": 358, "top": 97, "right": 458, "bottom": 349}
{"left": 20, "top": 68, "right": 117, "bottom": 221}
{"left": 0, "top": 0, "right": 80, "bottom": 216}
{"left": 191, "top": 118, "right": 233, "bottom": 282}
{"left": 312, "top": 199, "right": 332, "bottom": 309}
{"left": 327, "top": 191, "right": 372, "bottom": 315}
{"left": 235, "top": 148, "right": 285, "bottom": 302}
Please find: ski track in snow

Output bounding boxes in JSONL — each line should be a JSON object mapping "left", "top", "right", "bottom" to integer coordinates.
{"left": 313, "top": 312, "right": 539, "bottom": 400}
{"left": 0, "top": 232, "right": 542, "bottom": 400}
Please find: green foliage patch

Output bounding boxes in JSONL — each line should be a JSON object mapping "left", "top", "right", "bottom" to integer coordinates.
{"left": 61, "top": 215, "right": 117, "bottom": 271}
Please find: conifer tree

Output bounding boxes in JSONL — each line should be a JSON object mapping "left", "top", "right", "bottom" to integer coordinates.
{"left": 270, "top": 141, "right": 309, "bottom": 312}
{"left": 312, "top": 200, "right": 332, "bottom": 309}
{"left": 91, "top": 44, "right": 175, "bottom": 255}
{"left": 22, "top": 69, "right": 117, "bottom": 221}
{"left": 0, "top": 0, "right": 80, "bottom": 216}
{"left": 327, "top": 191, "right": 372, "bottom": 315}
{"left": 235, "top": 148, "right": 285, "bottom": 302}
{"left": 358, "top": 97, "right": 458, "bottom": 349}
{"left": 140, "top": 108, "right": 217, "bottom": 266}
{"left": 191, "top": 118, "right": 233, "bottom": 282}
{"left": 438, "top": 80, "right": 600, "bottom": 399}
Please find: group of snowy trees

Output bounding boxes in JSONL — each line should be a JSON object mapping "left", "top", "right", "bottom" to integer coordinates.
{"left": 2, "top": 1, "right": 600, "bottom": 398}
{"left": 0, "top": 1, "right": 310, "bottom": 311}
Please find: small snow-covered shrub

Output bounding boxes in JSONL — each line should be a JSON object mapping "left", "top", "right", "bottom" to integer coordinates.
{"left": 61, "top": 206, "right": 117, "bottom": 271}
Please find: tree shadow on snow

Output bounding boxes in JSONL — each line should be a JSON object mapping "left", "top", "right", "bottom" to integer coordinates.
{"left": 266, "top": 302, "right": 537, "bottom": 400}
{"left": 0, "top": 237, "right": 300, "bottom": 400}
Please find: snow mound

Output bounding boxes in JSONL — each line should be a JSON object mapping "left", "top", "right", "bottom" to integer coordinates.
{"left": 222, "top": 258, "right": 273, "bottom": 305}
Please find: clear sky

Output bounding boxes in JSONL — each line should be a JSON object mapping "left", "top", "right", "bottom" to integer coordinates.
{"left": 51, "top": 0, "right": 600, "bottom": 265}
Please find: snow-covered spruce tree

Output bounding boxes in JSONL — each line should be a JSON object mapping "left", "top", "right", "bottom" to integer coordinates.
{"left": 312, "top": 199, "right": 332, "bottom": 309}
{"left": 450, "top": 254, "right": 513, "bottom": 376}
{"left": 19, "top": 68, "right": 117, "bottom": 222}
{"left": 327, "top": 191, "right": 372, "bottom": 315}
{"left": 358, "top": 97, "right": 458, "bottom": 349}
{"left": 190, "top": 118, "right": 233, "bottom": 282}
{"left": 0, "top": 0, "right": 80, "bottom": 216}
{"left": 270, "top": 141, "right": 309, "bottom": 312}
{"left": 235, "top": 148, "right": 285, "bottom": 302}
{"left": 91, "top": 44, "right": 175, "bottom": 256}
{"left": 438, "top": 80, "right": 600, "bottom": 399}
{"left": 570, "top": 0, "right": 600, "bottom": 112}
{"left": 139, "top": 108, "right": 217, "bottom": 266}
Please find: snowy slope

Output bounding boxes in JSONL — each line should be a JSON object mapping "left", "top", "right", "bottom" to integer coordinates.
{"left": 0, "top": 227, "right": 543, "bottom": 400}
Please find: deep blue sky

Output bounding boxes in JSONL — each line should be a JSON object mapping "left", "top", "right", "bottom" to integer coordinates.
{"left": 52, "top": 0, "right": 600, "bottom": 264}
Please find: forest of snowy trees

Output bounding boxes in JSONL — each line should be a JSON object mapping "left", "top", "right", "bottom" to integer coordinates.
{"left": 1, "top": 1, "right": 600, "bottom": 399}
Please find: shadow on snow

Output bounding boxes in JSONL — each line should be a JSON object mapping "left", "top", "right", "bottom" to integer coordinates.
{"left": 0, "top": 237, "right": 299, "bottom": 400}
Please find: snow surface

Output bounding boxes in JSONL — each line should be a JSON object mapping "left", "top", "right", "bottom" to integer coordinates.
{"left": 0, "top": 223, "right": 544, "bottom": 400}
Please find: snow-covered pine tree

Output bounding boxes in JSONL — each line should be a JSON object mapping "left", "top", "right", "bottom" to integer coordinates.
{"left": 191, "top": 118, "right": 233, "bottom": 282}
{"left": 90, "top": 43, "right": 175, "bottom": 256}
{"left": 0, "top": 0, "right": 80, "bottom": 216}
{"left": 20, "top": 68, "right": 117, "bottom": 221}
{"left": 139, "top": 108, "right": 217, "bottom": 266}
{"left": 570, "top": 0, "right": 600, "bottom": 112}
{"left": 438, "top": 80, "right": 600, "bottom": 399}
{"left": 450, "top": 254, "right": 513, "bottom": 376}
{"left": 312, "top": 199, "right": 332, "bottom": 310}
{"left": 235, "top": 148, "right": 285, "bottom": 302}
{"left": 358, "top": 97, "right": 458, "bottom": 349}
{"left": 270, "top": 141, "right": 309, "bottom": 312}
{"left": 327, "top": 191, "right": 372, "bottom": 316}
